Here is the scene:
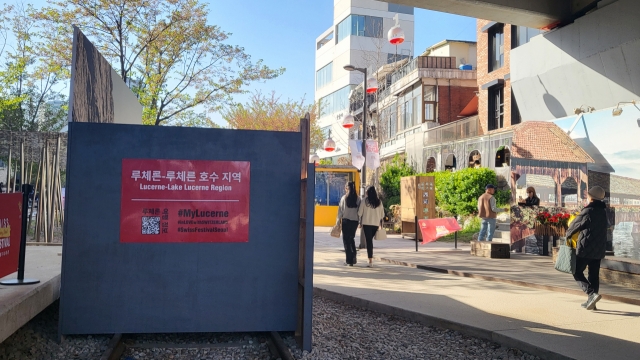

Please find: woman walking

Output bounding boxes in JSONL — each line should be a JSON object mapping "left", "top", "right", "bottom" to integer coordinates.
{"left": 565, "top": 186, "right": 608, "bottom": 310}
{"left": 358, "top": 186, "right": 385, "bottom": 268}
{"left": 337, "top": 182, "right": 360, "bottom": 266}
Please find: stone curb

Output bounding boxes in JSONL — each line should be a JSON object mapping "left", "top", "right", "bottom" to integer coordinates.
{"left": 373, "top": 257, "right": 640, "bottom": 306}
{"left": 313, "top": 287, "right": 575, "bottom": 360}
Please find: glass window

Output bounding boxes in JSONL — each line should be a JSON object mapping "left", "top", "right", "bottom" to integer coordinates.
{"left": 319, "top": 85, "right": 353, "bottom": 117}
{"left": 511, "top": 91, "right": 521, "bottom": 125}
{"left": 315, "top": 172, "right": 328, "bottom": 205}
{"left": 488, "top": 24, "right": 504, "bottom": 72}
{"left": 413, "top": 96, "right": 420, "bottom": 127}
{"left": 314, "top": 172, "right": 353, "bottom": 206}
{"left": 328, "top": 173, "right": 350, "bottom": 206}
{"left": 404, "top": 99, "right": 413, "bottom": 129}
{"left": 316, "top": 62, "right": 333, "bottom": 90}
{"left": 336, "top": 15, "right": 383, "bottom": 44}
{"left": 390, "top": 104, "right": 397, "bottom": 137}
{"left": 512, "top": 26, "right": 542, "bottom": 49}
{"left": 364, "top": 16, "right": 383, "bottom": 38}
{"left": 488, "top": 86, "right": 504, "bottom": 131}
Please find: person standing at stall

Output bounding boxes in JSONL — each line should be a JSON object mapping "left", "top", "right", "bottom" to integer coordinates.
{"left": 565, "top": 186, "right": 608, "bottom": 310}
{"left": 519, "top": 186, "right": 540, "bottom": 206}
{"left": 358, "top": 186, "right": 384, "bottom": 268}
{"left": 337, "top": 182, "right": 360, "bottom": 266}
{"left": 477, "top": 184, "right": 506, "bottom": 241}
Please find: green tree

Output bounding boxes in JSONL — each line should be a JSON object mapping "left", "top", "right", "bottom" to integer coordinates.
{"left": 379, "top": 155, "right": 416, "bottom": 209}
{"left": 36, "top": 0, "right": 283, "bottom": 127}
{"left": 0, "top": 3, "right": 67, "bottom": 132}
{"left": 222, "top": 91, "right": 323, "bottom": 150}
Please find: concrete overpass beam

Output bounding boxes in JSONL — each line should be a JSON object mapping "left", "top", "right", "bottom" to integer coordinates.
{"left": 387, "top": 0, "right": 572, "bottom": 28}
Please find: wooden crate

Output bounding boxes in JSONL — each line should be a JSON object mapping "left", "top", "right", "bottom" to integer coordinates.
{"left": 470, "top": 241, "right": 511, "bottom": 259}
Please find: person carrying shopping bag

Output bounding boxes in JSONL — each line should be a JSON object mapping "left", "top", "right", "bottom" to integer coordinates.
{"left": 358, "top": 186, "right": 384, "bottom": 268}
{"left": 337, "top": 182, "right": 360, "bottom": 266}
{"left": 565, "top": 186, "right": 609, "bottom": 310}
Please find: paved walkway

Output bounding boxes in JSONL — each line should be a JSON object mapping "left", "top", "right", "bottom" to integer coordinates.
{"left": 314, "top": 227, "right": 640, "bottom": 360}
{"left": 0, "top": 246, "right": 61, "bottom": 343}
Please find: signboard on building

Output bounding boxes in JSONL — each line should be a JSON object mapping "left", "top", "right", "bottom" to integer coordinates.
{"left": 0, "top": 193, "right": 22, "bottom": 279}
{"left": 120, "top": 159, "right": 250, "bottom": 243}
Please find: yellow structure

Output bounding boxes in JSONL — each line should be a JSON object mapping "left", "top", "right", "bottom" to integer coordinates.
{"left": 313, "top": 165, "right": 360, "bottom": 226}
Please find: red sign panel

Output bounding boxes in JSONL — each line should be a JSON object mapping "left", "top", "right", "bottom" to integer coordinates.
{"left": 120, "top": 159, "right": 250, "bottom": 243}
{"left": 0, "top": 193, "right": 22, "bottom": 278}
{"left": 418, "top": 218, "right": 461, "bottom": 244}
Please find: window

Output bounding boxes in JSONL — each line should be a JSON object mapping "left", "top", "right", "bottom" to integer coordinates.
{"left": 488, "top": 86, "right": 504, "bottom": 131}
{"left": 511, "top": 91, "right": 521, "bottom": 125}
{"left": 321, "top": 126, "right": 331, "bottom": 140}
{"left": 316, "top": 62, "right": 332, "bottom": 90}
{"left": 317, "top": 32, "right": 334, "bottom": 50}
{"left": 314, "top": 172, "right": 354, "bottom": 206}
{"left": 389, "top": 105, "right": 397, "bottom": 137}
{"left": 423, "top": 85, "right": 437, "bottom": 122}
{"left": 318, "top": 85, "right": 353, "bottom": 117}
{"left": 336, "top": 15, "right": 383, "bottom": 43}
{"left": 512, "top": 26, "right": 542, "bottom": 49}
{"left": 403, "top": 98, "right": 413, "bottom": 130}
{"left": 488, "top": 24, "right": 504, "bottom": 72}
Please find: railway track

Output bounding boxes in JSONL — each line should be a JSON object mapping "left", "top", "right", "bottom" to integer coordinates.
{"left": 100, "top": 331, "right": 295, "bottom": 360}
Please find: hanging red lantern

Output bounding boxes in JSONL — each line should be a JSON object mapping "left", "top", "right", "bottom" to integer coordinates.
{"left": 323, "top": 138, "right": 336, "bottom": 152}
{"left": 342, "top": 114, "right": 355, "bottom": 129}
{"left": 366, "top": 76, "right": 378, "bottom": 94}
{"left": 388, "top": 25, "right": 405, "bottom": 45}
{"left": 309, "top": 153, "right": 320, "bottom": 163}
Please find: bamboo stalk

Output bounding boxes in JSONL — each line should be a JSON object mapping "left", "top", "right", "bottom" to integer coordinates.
{"left": 48, "top": 138, "right": 61, "bottom": 242}
{"left": 35, "top": 145, "right": 46, "bottom": 243}
{"left": 6, "top": 145, "right": 11, "bottom": 193}
{"left": 29, "top": 158, "right": 41, "bottom": 240}
{"left": 19, "top": 141, "right": 24, "bottom": 192}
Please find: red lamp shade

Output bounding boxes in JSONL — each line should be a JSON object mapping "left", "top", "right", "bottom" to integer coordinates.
{"left": 388, "top": 25, "right": 405, "bottom": 45}
{"left": 342, "top": 114, "right": 355, "bottom": 128}
{"left": 323, "top": 138, "right": 336, "bottom": 152}
{"left": 309, "top": 153, "right": 320, "bottom": 163}
{"left": 366, "top": 76, "right": 378, "bottom": 94}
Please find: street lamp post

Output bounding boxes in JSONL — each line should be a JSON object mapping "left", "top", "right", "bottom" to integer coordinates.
{"left": 343, "top": 65, "right": 368, "bottom": 199}
{"left": 344, "top": 64, "right": 374, "bottom": 249}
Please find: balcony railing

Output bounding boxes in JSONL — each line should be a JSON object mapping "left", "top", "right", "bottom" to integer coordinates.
{"left": 423, "top": 116, "right": 479, "bottom": 146}
{"left": 390, "top": 56, "right": 457, "bottom": 86}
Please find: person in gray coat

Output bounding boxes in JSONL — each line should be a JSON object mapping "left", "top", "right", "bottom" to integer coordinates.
{"left": 337, "top": 182, "right": 360, "bottom": 266}
{"left": 566, "top": 186, "right": 609, "bottom": 310}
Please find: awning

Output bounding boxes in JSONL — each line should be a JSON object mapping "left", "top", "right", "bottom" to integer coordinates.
{"left": 458, "top": 96, "right": 478, "bottom": 117}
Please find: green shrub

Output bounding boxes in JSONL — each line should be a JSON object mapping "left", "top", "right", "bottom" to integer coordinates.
{"left": 379, "top": 155, "right": 416, "bottom": 210}
{"left": 495, "top": 189, "right": 512, "bottom": 207}
{"left": 419, "top": 168, "right": 497, "bottom": 216}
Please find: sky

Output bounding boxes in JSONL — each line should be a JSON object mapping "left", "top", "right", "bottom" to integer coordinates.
{"left": 17, "top": 0, "right": 477, "bottom": 127}
{"left": 206, "top": 0, "right": 477, "bottom": 125}
{"left": 553, "top": 104, "right": 640, "bottom": 179}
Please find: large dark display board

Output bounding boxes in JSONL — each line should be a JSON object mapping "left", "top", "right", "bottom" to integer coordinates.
{"left": 60, "top": 122, "right": 310, "bottom": 335}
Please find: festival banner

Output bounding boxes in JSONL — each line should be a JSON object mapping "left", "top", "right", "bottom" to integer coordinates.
{"left": 0, "top": 193, "right": 22, "bottom": 278}
{"left": 418, "top": 218, "right": 461, "bottom": 244}
{"left": 120, "top": 159, "right": 250, "bottom": 243}
{"left": 365, "top": 140, "right": 380, "bottom": 170}
{"left": 349, "top": 140, "right": 365, "bottom": 170}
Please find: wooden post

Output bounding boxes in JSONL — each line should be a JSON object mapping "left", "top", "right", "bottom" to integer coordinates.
{"left": 295, "top": 113, "right": 311, "bottom": 351}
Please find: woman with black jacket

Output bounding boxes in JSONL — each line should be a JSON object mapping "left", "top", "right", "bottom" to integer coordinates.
{"left": 565, "top": 186, "right": 609, "bottom": 310}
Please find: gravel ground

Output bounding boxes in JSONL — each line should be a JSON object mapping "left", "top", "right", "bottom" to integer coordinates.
{"left": 1, "top": 296, "right": 541, "bottom": 360}
{"left": 120, "top": 333, "right": 273, "bottom": 360}
{"left": 284, "top": 296, "right": 541, "bottom": 360}
{"left": 0, "top": 301, "right": 110, "bottom": 360}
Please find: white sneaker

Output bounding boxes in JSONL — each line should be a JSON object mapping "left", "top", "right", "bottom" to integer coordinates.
{"left": 368, "top": 262, "right": 373, "bottom": 268}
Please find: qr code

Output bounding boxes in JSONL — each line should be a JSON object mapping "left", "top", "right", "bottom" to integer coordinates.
{"left": 142, "top": 216, "right": 160, "bottom": 235}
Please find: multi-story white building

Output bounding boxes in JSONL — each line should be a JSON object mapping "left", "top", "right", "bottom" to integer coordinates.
{"left": 314, "top": 0, "right": 415, "bottom": 161}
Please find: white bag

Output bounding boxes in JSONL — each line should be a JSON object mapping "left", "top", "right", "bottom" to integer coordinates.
{"left": 375, "top": 227, "right": 387, "bottom": 240}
